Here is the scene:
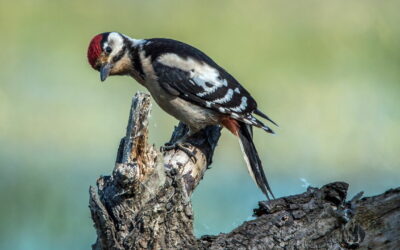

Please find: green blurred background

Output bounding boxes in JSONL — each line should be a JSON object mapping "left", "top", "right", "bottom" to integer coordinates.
{"left": 1, "top": 0, "right": 399, "bottom": 249}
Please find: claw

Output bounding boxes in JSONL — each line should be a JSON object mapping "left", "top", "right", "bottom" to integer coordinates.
{"left": 160, "top": 142, "right": 173, "bottom": 152}
{"left": 161, "top": 142, "right": 197, "bottom": 163}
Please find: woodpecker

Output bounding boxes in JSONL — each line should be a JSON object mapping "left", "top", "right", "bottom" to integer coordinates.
{"left": 87, "top": 32, "right": 278, "bottom": 199}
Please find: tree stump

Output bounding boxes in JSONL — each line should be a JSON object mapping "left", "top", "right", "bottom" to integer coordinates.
{"left": 89, "top": 92, "right": 400, "bottom": 250}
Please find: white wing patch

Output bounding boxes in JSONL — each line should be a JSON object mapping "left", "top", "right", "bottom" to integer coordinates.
{"left": 230, "top": 96, "right": 248, "bottom": 112}
{"left": 156, "top": 53, "right": 256, "bottom": 117}
{"left": 157, "top": 53, "right": 227, "bottom": 97}
{"left": 213, "top": 89, "right": 234, "bottom": 104}
{"left": 218, "top": 107, "right": 226, "bottom": 113}
{"left": 194, "top": 77, "right": 227, "bottom": 97}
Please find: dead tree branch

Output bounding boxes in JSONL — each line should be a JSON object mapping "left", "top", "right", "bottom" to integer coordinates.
{"left": 89, "top": 92, "right": 400, "bottom": 250}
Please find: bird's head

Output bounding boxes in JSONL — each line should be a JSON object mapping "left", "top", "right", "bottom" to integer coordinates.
{"left": 87, "top": 32, "right": 131, "bottom": 81}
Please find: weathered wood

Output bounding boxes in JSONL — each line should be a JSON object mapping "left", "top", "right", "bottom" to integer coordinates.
{"left": 89, "top": 92, "right": 221, "bottom": 250}
{"left": 89, "top": 92, "right": 400, "bottom": 250}
{"left": 199, "top": 183, "right": 400, "bottom": 249}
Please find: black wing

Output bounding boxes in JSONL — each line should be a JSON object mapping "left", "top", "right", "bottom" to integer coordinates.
{"left": 147, "top": 39, "right": 275, "bottom": 132}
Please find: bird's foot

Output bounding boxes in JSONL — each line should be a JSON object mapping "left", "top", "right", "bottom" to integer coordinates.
{"left": 161, "top": 142, "right": 197, "bottom": 163}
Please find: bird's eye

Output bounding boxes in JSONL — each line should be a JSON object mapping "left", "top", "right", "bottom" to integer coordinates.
{"left": 105, "top": 46, "right": 112, "bottom": 53}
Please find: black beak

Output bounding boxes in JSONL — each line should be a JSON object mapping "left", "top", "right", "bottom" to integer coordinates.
{"left": 100, "top": 63, "right": 112, "bottom": 82}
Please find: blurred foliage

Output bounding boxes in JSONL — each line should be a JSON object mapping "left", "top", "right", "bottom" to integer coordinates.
{"left": 0, "top": 0, "right": 399, "bottom": 249}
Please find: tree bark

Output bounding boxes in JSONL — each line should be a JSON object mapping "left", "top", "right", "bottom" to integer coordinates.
{"left": 89, "top": 92, "right": 400, "bottom": 250}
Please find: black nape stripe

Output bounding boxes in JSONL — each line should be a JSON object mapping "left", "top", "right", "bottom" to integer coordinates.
{"left": 130, "top": 47, "right": 145, "bottom": 79}
{"left": 112, "top": 46, "right": 126, "bottom": 63}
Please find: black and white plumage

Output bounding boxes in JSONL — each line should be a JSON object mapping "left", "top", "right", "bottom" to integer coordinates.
{"left": 87, "top": 32, "right": 278, "bottom": 199}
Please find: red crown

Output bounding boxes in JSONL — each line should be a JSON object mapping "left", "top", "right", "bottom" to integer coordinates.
{"left": 87, "top": 34, "right": 103, "bottom": 69}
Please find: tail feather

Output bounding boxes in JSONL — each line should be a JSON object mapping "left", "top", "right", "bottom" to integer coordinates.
{"left": 254, "top": 109, "right": 278, "bottom": 127}
{"left": 253, "top": 116, "right": 275, "bottom": 134}
{"left": 237, "top": 121, "right": 275, "bottom": 200}
{"left": 238, "top": 115, "right": 275, "bottom": 134}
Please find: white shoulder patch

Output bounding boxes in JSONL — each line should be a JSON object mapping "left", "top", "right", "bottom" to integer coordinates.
{"left": 157, "top": 53, "right": 227, "bottom": 97}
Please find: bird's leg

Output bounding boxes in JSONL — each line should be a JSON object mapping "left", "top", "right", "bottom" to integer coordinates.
{"left": 161, "top": 128, "right": 197, "bottom": 163}
{"left": 162, "top": 142, "right": 197, "bottom": 163}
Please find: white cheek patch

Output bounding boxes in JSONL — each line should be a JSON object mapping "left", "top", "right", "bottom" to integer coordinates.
{"left": 106, "top": 32, "right": 124, "bottom": 59}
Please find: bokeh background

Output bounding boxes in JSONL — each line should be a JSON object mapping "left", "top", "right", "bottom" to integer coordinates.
{"left": 1, "top": 0, "right": 399, "bottom": 249}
